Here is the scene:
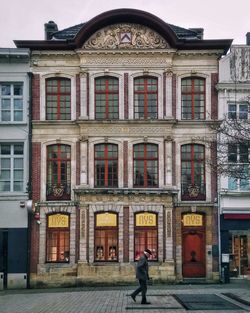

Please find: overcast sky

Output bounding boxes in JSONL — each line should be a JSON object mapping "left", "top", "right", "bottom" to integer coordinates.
{"left": 1, "top": 0, "right": 250, "bottom": 48}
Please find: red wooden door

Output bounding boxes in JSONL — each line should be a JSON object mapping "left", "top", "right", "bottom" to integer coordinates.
{"left": 182, "top": 230, "right": 206, "bottom": 277}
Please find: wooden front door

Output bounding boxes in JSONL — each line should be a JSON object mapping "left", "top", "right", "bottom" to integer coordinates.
{"left": 182, "top": 229, "right": 206, "bottom": 277}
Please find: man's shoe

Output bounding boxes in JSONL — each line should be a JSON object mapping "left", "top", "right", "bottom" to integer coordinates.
{"left": 141, "top": 302, "right": 151, "bottom": 305}
{"left": 130, "top": 295, "right": 136, "bottom": 302}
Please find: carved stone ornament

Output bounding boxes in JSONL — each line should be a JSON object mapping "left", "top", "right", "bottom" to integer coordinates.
{"left": 83, "top": 23, "right": 169, "bottom": 50}
{"left": 188, "top": 184, "right": 200, "bottom": 198}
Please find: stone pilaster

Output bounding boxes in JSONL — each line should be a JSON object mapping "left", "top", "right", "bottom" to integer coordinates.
{"left": 80, "top": 72, "right": 89, "bottom": 118}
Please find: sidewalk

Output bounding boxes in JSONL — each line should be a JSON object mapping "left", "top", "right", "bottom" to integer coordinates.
{"left": 0, "top": 282, "right": 250, "bottom": 313}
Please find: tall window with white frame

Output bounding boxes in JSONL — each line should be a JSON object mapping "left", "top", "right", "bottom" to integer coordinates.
{"left": 228, "top": 143, "right": 249, "bottom": 190}
{"left": 181, "top": 77, "right": 205, "bottom": 120}
{"left": 133, "top": 143, "right": 158, "bottom": 188}
{"left": 46, "top": 78, "right": 71, "bottom": 120}
{"left": 95, "top": 77, "right": 119, "bottom": 119}
{"left": 134, "top": 77, "right": 158, "bottom": 119}
{"left": 181, "top": 144, "right": 206, "bottom": 200}
{"left": 0, "top": 143, "right": 24, "bottom": 192}
{"left": 46, "top": 144, "right": 71, "bottom": 200}
{"left": 94, "top": 143, "right": 118, "bottom": 188}
{"left": 0, "top": 83, "right": 23, "bottom": 122}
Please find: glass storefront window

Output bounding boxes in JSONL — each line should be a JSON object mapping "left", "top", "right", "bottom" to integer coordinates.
{"left": 229, "top": 232, "right": 249, "bottom": 277}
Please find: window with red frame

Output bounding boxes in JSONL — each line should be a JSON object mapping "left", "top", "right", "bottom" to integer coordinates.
{"left": 46, "top": 213, "right": 70, "bottom": 263}
{"left": 95, "top": 144, "right": 118, "bottom": 187}
{"left": 95, "top": 77, "right": 119, "bottom": 119}
{"left": 47, "top": 144, "right": 71, "bottom": 200}
{"left": 181, "top": 77, "right": 205, "bottom": 120}
{"left": 134, "top": 212, "right": 158, "bottom": 261}
{"left": 94, "top": 212, "right": 118, "bottom": 262}
{"left": 46, "top": 78, "right": 71, "bottom": 120}
{"left": 133, "top": 143, "right": 158, "bottom": 187}
{"left": 134, "top": 77, "right": 158, "bottom": 119}
{"left": 181, "top": 144, "right": 206, "bottom": 201}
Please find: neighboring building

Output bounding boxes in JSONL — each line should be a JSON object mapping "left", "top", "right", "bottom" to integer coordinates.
{"left": 218, "top": 35, "right": 250, "bottom": 281}
{"left": 0, "top": 48, "right": 30, "bottom": 289}
{"left": 15, "top": 9, "right": 231, "bottom": 287}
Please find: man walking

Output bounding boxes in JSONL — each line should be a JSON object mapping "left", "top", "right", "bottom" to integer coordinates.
{"left": 130, "top": 249, "right": 152, "bottom": 305}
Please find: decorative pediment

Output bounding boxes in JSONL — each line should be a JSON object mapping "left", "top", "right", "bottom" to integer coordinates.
{"left": 83, "top": 23, "right": 169, "bottom": 50}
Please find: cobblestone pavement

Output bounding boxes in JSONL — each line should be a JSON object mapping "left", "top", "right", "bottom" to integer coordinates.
{"left": 0, "top": 282, "right": 250, "bottom": 313}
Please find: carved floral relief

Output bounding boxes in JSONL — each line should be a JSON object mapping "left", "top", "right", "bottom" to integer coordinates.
{"left": 83, "top": 23, "right": 169, "bottom": 50}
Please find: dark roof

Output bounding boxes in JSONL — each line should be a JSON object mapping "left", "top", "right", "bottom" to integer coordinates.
{"left": 52, "top": 22, "right": 199, "bottom": 40}
{"left": 52, "top": 23, "right": 85, "bottom": 40}
{"left": 15, "top": 8, "right": 232, "bottom": 54}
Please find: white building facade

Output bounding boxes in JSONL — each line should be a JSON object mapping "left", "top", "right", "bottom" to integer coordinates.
{"left": 218, "top": 36, "right": 250, "bottom": 280}
{"left": 0, "top": 48, "right": 30, "bottom": 289}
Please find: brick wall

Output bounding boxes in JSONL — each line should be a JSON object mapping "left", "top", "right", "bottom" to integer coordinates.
{"left": 123, "top": 206, "right": 129, "bottom": 262}
{"left": 123, "top": 141, "right": 128, "bottom": 187}
{"left": 124, "top": 73, "right": 128, "bottom": 119}
{"left": 32, "top": 142, "right": 41, "bottom": 201}
{"left": 172, "top": 74, "right": 176, "bottom": 119}
{"left": 76, "top": 74, "right": 80, "bottom": 119}
{"left": 76, "top": 141, "right": 80, "bottom": 186}
{"left": 211, "top": 73, "right": 218, "bottom": 119}
{"left": 32, "top": 74, "right": 40, "bottom": 120}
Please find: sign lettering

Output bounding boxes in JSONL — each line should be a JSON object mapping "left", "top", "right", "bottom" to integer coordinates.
{"left": 48, "top": 214, "right": 69, "bottom": 228}
{"left": 96, "top": 213, "right": 117, "bottom": 227}
{"left": 183, "top": 214, "right": 203, "bottom": 226}
{"left": 136, "top": 213, "right": 156, "bottom": 227}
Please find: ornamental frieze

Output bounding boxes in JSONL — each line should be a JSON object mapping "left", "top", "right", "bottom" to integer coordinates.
{"left": 83, "top": 23, "right": 169, "bottom": 50}
{"left": 79, "top": 125, "right": 172, "bottom": 136}
{"left": 78, "top": 193, "right": 173, "bottom": 205}
{"left": 80, "top": 56, "right": 170, "bottom": 66}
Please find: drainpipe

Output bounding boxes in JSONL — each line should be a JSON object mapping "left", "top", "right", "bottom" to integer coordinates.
{"left": 27, "top": 71, "right": 33, "bottom": 289}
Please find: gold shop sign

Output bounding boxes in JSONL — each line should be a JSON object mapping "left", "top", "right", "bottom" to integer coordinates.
{"left": 136, "top": 212, "right": 156, "bottom": 227}
{"left": 183, "top": 214, "right": 203, "bottom": 226}
{"left": 48, "top": 214, "right": 69, "bottom": 228}
{"left": 96, "top": 212, "right": 117, "bottom": 227}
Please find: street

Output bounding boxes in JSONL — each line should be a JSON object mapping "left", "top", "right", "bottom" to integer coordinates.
{"left": 0, "top": 281, "right": 250, "bottom": 313}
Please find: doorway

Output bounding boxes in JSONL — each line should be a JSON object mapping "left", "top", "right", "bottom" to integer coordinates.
{"left": 182, "top": 213, "right": 206, "bottom": 278}
{"left": 229, "top": 233, "right": 249, "bottom": 277}
{"left": 0, "top": 230, "right": 8, "bottom": 289}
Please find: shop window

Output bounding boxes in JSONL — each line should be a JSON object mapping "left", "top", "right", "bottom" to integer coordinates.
{"left": 95, "top": 77, "right": 119, "bottom": 119}
{"left": 134, "top": 77, "right": 158, "bottom": 119}
{"left": 181, "top": 77, "right": 205, "bottom": 120}
{"left": 0, "top": 83, "right": 23, "bottom": 122}
{"left": 46, "top": 213, "right": 70, "bottom": 263}
{"left": 181, "top": 144, "right": 206, "bottom": 200}
{"left": 46, "top": 78, "right": 71, "bottom": 120}
{"left": 0, "top": 143, "right": 24, "bottom": 192}
{"left": 46, "top": 144, "right": 71, "bottom": 200}
{"left": 134, "top": 212, "right": 158, "bottom": 261}
{"left": 94, "top": 143, "right": 118, "bottom": 187}
{"left": 133, "top": 143, "right": 158, "bottom": 187}
{"left": 94, "top": 212, "right": 118, "bottom": 262}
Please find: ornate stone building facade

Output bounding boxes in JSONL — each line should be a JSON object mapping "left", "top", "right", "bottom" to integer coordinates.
{"left": 15, "top": 9, "right": 232, "bottom": 287}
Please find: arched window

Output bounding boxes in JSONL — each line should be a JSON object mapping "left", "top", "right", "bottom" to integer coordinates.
{"left": 94, "top": 212, "right": 118, "bottom": 262}
{"left": 134, "top": 77, "right": 158, "bottom": 119}
{"left": 133, "top": 143, "right": 158, "bottom": 187}
{"left": 46, "top": 78, "right": 71, "bottom": 120}
{"left": 46, "top": 144, "right": 71, "bottom": 200}
{"left": 134, "top": 212, "right": 158, "bottom": 261}
{"left": 181, "top": 144, "right": 206, "bottom": 200}
{"left": 94, "top": 144, "right": 118, "bottom": 187}
{"left": 95, "top": 77, "right": 119, "bottom": 119}
{"left": 181, "top": 77, "right": 205, "bottom": 120}
{"left": 46, "top": 213, "right": 70, "bottom": 263}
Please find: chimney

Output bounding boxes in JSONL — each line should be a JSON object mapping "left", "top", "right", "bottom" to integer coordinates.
{"left": 189, "top": 28, "right": 204, "bottom": 40}
{"left": 44, "top": 21, "right": 58, "bottom": 40}
{"left": 246, "top": 32, "right": 250, "bottom": 45}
